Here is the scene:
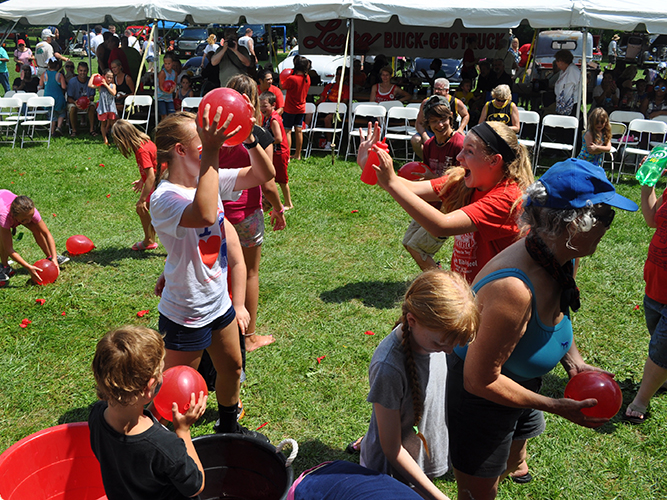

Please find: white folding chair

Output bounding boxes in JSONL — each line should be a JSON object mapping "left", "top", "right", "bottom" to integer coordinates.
{"left": 383, "top": 106, "right": 420, "bottom": 162}
{"left": 533, "top": 114, "right": 579, "bottom": 173}
{"left": 8, "top": 92, "right": 37, "bottom": 122}
{"left": 181, "top": 97, "right": 203, "bottom": 112}
{"left": 609, "top": 110, "right": 645, "bottom": 150}
{"left": 20, "top": 96, "right": 55, "bottom": 148}
{"left": 4, "top": 90, "right": 16, "bottom": 98}
{"left": 305, "top": 101, "right": 347, "bottom": 157}
{"left": 601, "top": 121, "right": 627, "bottom": 178}
{"left": 37, "top": 89, "right": 45, "bottom": 97}
{"left": 406, "top": 102, "right": 422, "bottom": 109}
{"left": 298, "top": 102, "right": 317, "bottom": 154}
{"left": 345, "top": 104, "right": 386, "bottom": 160}
{"left": 517, "top": 110, "right": 540, "bottom": 150}
{"left": 378, "top": 100, "right": 404, "bottom": 113}
{"left": 122, "top": 95, "right": 153, "bottom": 133}
{"left": 650, "top": 116, "right": 667, "bottom": 146}
{"left": 0, "top": 97, "right": 22, "bottom": 147}
{"left": 617, "top": 119, "right": 667, "bottom": 182}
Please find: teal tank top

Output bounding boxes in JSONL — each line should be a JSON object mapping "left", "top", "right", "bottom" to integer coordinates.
{"left": 454, "top": 268, "right": 573, "bottom": 381}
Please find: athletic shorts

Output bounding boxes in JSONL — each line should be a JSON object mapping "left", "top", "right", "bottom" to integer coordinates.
{"left": 273, "top": 149, "right": 290, "bottom": 184}
{"left": 159, "top": 305, "right": 236, "bottom": 351}
{"left": 402, "top": 219, "right": 448, "bottom": 261}
{"left": 282, "top": 112, "right": 305, "bottom": 130}
{"left": 447, "top": 353, "right": 546, "bottom": 478}
{"left": 645, "top": 294, "right": 667, "bottom": 369}
{"left": 232, "top": 208, "right": 264, "bottom": 248}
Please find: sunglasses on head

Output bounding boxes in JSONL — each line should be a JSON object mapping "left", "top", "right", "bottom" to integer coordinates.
{"left": 595, "top": 208, "right": 615, "bottom": 228}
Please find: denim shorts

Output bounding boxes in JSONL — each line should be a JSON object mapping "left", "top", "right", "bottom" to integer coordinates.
{"left": 159, "top": 306, "right": 236, "bottom": 351}
{"left": 158, "top": 100, "right": 175, "bottom": 116}
{"left": 645, "top": 295, "right": 667, "bottom": 369}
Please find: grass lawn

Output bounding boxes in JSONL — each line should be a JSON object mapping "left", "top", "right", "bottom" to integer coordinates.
{"left": 0, "top": 130, "right": 666, "bottom": 499}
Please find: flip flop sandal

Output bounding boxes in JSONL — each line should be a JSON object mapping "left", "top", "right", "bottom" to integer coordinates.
{"left": 622, "top": 402, "right": 648, "bottom": 424}
{"left": 131, "top": 241, "right": 159, "bottom": 251}
{"left": 511, "top": 472, "right": 533, "bottom": 484}
{"left": 346, "top": 436, "right": 363, "bottom": 454}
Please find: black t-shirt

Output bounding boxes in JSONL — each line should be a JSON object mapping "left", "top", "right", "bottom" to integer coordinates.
{"left": 13, "top": 77, "right": 39, "bottom": 93}
{"left": 88, "top": 401, "right": 202, "bottom": 500}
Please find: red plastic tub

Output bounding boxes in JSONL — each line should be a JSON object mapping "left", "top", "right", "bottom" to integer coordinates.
{"left": 0, "top": 422, "right": 107, "bottom": 500}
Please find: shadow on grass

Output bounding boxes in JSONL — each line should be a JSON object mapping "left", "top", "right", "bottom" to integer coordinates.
{"left": 59, "top": 403, "right": 95, "bottom": 425}
{"left": 320, "top": 280, "right": 410, "bottom": 309}
{"left": 65, "top": 245, "right": 167, "bottom": 268}
{"left": 289, "top": 439, "right": 358, "bottom": 474}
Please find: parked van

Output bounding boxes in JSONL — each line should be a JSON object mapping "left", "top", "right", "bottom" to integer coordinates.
{"left": 533, "top": 30, "right": 594, "bottom": 77}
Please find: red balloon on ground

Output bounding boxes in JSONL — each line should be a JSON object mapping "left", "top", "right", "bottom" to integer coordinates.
{"left": 279, "top": 68, "right": 292, "bottom": 87}
{"left": 398, "top": 162, "right": 431, "bottom": 180}
{"left": 197, "top": 87, "right": 253, "bottom": 146}
{"left": 92, "top": 74, "right": 104, "bottom": 87}
{"left": 66, "top": 235, "right": 95, "bottom": 255}
{"left": 33, "top": 259, "right": 58, "bottom": 285}
{"left": 76, "top": 96, "right": 90, "bottom": 109}
{"left": 564, "top": 371, "right": 622, "bottom": 419}
{"left": 153, "top": 366, "right": 208, "bottom": 422}
{"left": 162, "top": 80, "right": 176, "bottom": 93}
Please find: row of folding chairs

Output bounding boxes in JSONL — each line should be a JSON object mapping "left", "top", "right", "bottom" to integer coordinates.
{"left": 521, "top": 109, "right": 667, "bottom": 182}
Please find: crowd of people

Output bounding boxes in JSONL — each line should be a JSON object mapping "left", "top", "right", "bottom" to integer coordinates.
{"left": 3, "top": 27, "right": 667, "bottom": 500}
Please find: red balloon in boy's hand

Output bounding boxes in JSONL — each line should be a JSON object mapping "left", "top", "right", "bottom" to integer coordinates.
{"left": 92, "top": 74, "right": 104, "bottom": 86}
{"left": 197, "top": 87, "right": 253, "bottom": 146}
{"left": 66, "top": 235, "right": 95, "bottom": 255}
{"left": 279, "top": 68, "right": 292, "bottom": 87}
{"left": 564, "top": 371, "right": 622, "bottom": 419}
{"left": 76, "top": 96, "right": 90, "bottom": 109}
{"left": 398, "top": 161, "right": 431, "bottom": 181}
{"left": 153, "top": 366, "right": 208, "bottom": 422}
{"left": 162, "top": 80, "right": 176, "bottom": 93}
{"left": 33, "top": 259, "right": 58, "bottom": 285}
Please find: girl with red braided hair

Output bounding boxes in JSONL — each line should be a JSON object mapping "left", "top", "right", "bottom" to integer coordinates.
{"left": 359, "top": 269, "right": 479, "bottom": 500}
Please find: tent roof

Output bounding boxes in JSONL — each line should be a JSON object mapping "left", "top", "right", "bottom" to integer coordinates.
{"left": 1, "top": 0, "right": 666, "bottom": 32}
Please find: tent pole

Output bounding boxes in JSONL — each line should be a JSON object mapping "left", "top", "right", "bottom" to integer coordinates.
{"left": 152, "top": 20, "right": 159, "bottom": 129}
{"left": 0, "top": 20, "right": 18, "bottom": 47}
{"left": 348, "top": 18, "right": 354, "bottom": 141}
{"left": 87, "top": 24, "right": 92, "bottom": 73}
{"left": 580, "top": 28, "right": 587, "bottom": 130}
{"left": 267, "top": 24, "right": 274, "bottom": 70}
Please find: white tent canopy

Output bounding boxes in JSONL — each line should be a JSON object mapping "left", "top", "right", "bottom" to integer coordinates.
{"left": 1, "top": 0, "right": 667, "bottom": 33}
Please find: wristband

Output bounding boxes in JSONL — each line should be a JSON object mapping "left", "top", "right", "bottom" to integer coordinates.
{"left": 244, "top": 138, "right": 259, "bottom": 149}
{"left": 277, "top": 206, "right": 285, "bottom": 215}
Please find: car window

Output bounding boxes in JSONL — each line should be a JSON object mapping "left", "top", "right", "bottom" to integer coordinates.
{"left": 181, "top": 28, "right": 208, "bottom": 39}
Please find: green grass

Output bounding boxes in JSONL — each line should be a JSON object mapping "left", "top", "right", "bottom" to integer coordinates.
{"left": 0, "top": 135, "right": 665, "bottom": 499}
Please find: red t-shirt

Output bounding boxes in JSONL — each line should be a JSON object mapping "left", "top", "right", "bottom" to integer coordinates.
{"left": 644, "top": 187, "right": 667, "bottom": 304}
{"left": 283, "top": 73, "right": 310, "bottom": 114}
{"left": 430, "top": 177, "right": 522, "bottom": 283}
{"left": 135, "top": 141, "right": 157, "bottom": 183}
{"left": 319, "top": 82, "right": 350, "bottom": 103}
{"left": 258, "top": 84, "right": 285, "bottom": 111}
{"left": 219, "top": 144, "right": 261, "bottom": 225}
{"left": 108, "top": 47, "right": 130, "bottom": 75}
{"left": 519, "top": 44, "right": 532, "bottom": 68}
{"left": 422, "top": 132, "right": 464, "bottom": 177}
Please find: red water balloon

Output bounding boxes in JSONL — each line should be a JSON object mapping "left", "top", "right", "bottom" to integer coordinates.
{"left": 162, "top": 80, "right": 176, "bottom": 93}
{"left": 197, "top": 87, "right": 253, "bottom": 146}
{"left": 398, "top": 161, "right": 431, "bottom": 181}
{"left": 33, "top": 259, "right": 58, "bottom": 285}
{"left": 153, "top": 366, "right": 208, "bottom": 422}
{"left": 279, "top": 68, "right": 292, "bottom": 87}
{"left": 76, "top": 96, "right": 90, "bottom": 109}
{"left": 564, "top": 371, "right": 622, "bottom": 419}
{"left": 361, "top": 139, "right": 389, "bottom": 185}
{"left": 92, "top": 74, "right": 104, "bottom": 87}
{"left": 66, "top": 235, "right": 95, "bottom": 255}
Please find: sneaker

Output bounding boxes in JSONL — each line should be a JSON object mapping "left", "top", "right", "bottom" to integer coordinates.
{"left": 56, "top": 255, "right": 70, "bottom": 265}
{"left": 0, "top": 268, "right": 9, "bottom": 287}
{"left": 324, "top": 141, "right": 332, "bottom": 151}
{"left": 2, "top": 264, "right": 15, "bottom": 277}
{"left": 235, "top": 423, "right": 270, "bottom": 444}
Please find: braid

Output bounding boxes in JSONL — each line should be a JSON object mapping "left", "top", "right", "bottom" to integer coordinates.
{"left": 400, "top": 317, "right": 423, "bottom": 428}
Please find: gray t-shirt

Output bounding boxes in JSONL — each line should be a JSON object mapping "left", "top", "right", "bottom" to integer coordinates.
{"left": 360, "top": 326, "right": 449, "bottom": 482}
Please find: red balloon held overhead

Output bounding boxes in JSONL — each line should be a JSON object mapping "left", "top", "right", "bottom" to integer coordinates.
{"left": 153, "top": 366, "right": 208, "bottom": 422}
{"left": 279, "top": 68, "right": 292, "bottom": 87}
{"left": 76, "top": 96, "right": 90, "bottom": 109}
{"left": 162, "top": 80, "right": 176, "bottom": 93}
{"left": 92, "top": 74, "right": 104, "bottom": 87}
{"left": 564, "top": 371, "right": 622, "bottom": 419}
{"left": 33, "top": 259, "right": 58, "bottom": 285}
{"left": 66, "top": 235, "right": 95, "bottom": 255}
{"left": 398, "top": 161, "right": 432, "bottom": 181}
{"left": 197, "top": 88, "right": 253, "bottom": 146}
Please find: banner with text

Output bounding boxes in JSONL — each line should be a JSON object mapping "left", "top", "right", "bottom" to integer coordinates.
{"left": 298, "top": 17, "right": 511, "bottom": 59}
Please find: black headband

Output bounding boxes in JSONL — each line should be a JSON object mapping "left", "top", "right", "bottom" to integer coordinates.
{"left": 470, "top": 122, "right": 516, "bottom": 164}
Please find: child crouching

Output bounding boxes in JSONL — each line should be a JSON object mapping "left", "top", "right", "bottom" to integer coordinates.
{"left": 89, "top": 325, "right": 207, "bottom": 500}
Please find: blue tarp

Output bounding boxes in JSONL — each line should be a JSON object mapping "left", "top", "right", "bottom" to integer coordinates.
{"left": 150, "top": 20, "right": 186, "bottom": 29}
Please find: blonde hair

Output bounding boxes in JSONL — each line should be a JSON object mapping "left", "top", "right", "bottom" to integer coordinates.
{"left": 586, "top": 107, "right": 611, "bottom": 147}
{"left": 491, "top": 84, "right": 512, "bottom": 101}
{"left": 111, "top": 120, "right": 151, "bottom": 158}
{"left": 92, "top": 326, "right": 164, "bottom": 406}
{"left": 227, "top": 74, "right": 261, "bottom": 123}
{"left": 154, "top": 111, "right": 198, "bottom": 187}
{"left": 206, "top": 34, "right": 216, "bottom": 45}
{"left": 398, "top": 270, "right": 479, "bottom": 428}
{"left": 437, "top": 122, "right": 534, "bottom": 214}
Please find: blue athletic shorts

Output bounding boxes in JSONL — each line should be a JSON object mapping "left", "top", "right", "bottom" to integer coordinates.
{"left": 645, "top": 295, "right": 667, "bottom": 369}
{"left": 159, "top": 306, "right": 236, "bottom": 351}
